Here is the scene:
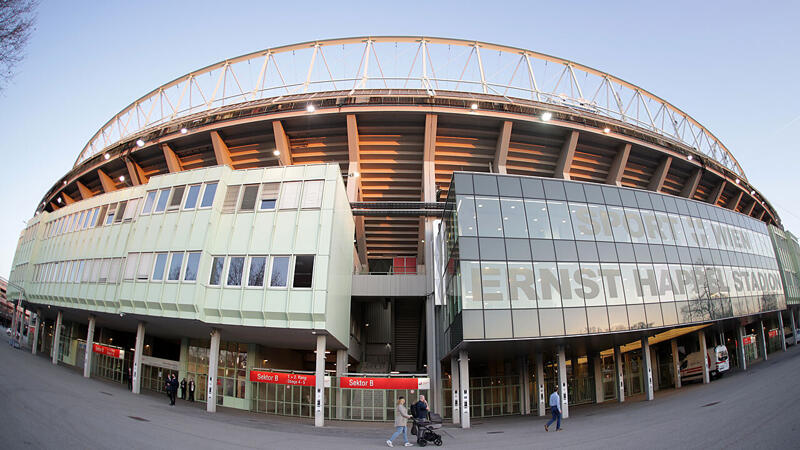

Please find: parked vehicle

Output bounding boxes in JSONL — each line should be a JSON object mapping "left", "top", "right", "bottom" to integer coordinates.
{"left": 680, "top": 345, "right": 729, "bottom": 381}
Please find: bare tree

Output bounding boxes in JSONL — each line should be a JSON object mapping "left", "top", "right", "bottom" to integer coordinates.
{"left": 0, "top": 0, "right": 38, "bottom": 88}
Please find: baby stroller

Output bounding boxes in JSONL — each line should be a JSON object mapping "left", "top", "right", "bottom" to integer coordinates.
{"left": 411, "top": 413, "right": 443, "bottom": 446}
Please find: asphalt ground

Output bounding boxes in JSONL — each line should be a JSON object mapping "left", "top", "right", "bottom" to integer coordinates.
{"left": 1, "top": 341, "right": 798, "bottom": 449}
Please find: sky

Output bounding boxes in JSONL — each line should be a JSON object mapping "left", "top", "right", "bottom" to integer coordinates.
{"left": 1, "top": 0, "right": 799, "bottom": 277}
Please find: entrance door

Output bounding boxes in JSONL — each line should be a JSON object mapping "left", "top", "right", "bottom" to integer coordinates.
{"left": 625, "top": 352, "right": 643, "bottom": 396}
{"left": 601, "top": 356, "right": 616, "bottom": 401}
{"left": 743, "top": 335, "right": 758, "bottom": 363}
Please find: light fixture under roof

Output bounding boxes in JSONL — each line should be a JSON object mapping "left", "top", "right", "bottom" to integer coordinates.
{"left": 470, "top": 103, "right": 478, "bottom": 110}
{"left": 104, "top": 153, "right": 110, "bottom": 160}
{"left": 541, "top": 111, "right": 552, "bottom": 121}
{"left": 273, "top": 150, "right": 280, "bottom": 156}
{"left": 735, "top": 179, "right": 740, "bottom": 184}
{"left": 57, "top": 197, "right": 62, "bottom": 204}
{"left": 180, "top": 127, "right": 188, "bottom": 134}
{"left": 687, "top": 155, "right": 693, "bottom": 161}
{"left": 750, "top": 190, "right": 755, "bottom": 195}
{"left": 603, "top": 127, "right": 610, "bottom": 133}
{"left": 306, "top": 104, "right": 316, "bottom": 112}
{"left": 136, "top": 139, "right": 145, "bottom": 147}
{"left": 119, "top": 175, "right": 125, "bottom": 182}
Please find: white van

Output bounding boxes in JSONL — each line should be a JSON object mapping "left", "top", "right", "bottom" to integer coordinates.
{"left": 679, "top": 345, "right": 729, "bottom": 381}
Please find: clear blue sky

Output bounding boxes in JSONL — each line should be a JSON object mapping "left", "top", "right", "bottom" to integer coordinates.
{"left": 1, "top": 0, "right": 799, "bottom": 277}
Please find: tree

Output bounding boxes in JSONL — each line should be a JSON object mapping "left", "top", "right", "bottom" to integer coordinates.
{"left": 0, "top": 0, "right": 38, "bottom": 89}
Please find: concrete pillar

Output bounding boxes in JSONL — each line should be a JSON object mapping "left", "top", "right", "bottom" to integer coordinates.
{"left": 458, "top": 350, "right": 470, "bottom": 428}
{"left": 535, "top": 352, "right": 545, "bottom": 416}
{"left": 641, "top": 338, "right": 654, "bottom": 400}
{"left": 314, "top": 334, "right": 326, "bottom": 427}
{"left": 759, "top": 320, "right": 768, "bottom": 361}
{"left": 10, "top": 302, "right": 18, "bottom": 344}
{"left": 737, "top": 326, "right": 748, "bottom": 371}
{"left": 557, "top": 345, "right": 569, "bottom": 419}
{"left": 519, "top": 356, "right": 531, "bottom": 414}
{"left": 650, "top": 348, "right": 660, "bottom": 391}
{"left": 132, "top": 322, "right": 146, "bottom": 395}
{"left": 206, "top": 329, "right": 221, "bottom": 411}
{"left": 791, "top": 308, "right": 799, "bottom": 346}
{"left": 614, "top": 346, "right": 625, "bottom": 402}
{"left": 31, "top": 311, "right": 40, "bottom": 355}
{"left": 52, "top": 311, "right": 63, "bottom": 364}
{"left": 336, "top": 349, "right": 347, "bottom": 420}
{"left": 83, "top": 315, "right": 95, "bottom": 378}
{"left": 178, "top": 338, "right": 189, "bottom": 382}
{"left": 593, "top": 355, "right": 604, "bottom": 404}
{"left": 424, "top": 295, "right": 440, "bottom": 414}
{"left": 504, "top": 360, "right": 514, "bottom": 414}
{"left": 671, "top": 339, "right": 681, "bottom": 388}
{"left": 450, "top": 355, "right": 460, "bottom": 425}
{"left": 699, "top": 331, "right": 710, "bottom": 384}
{"left": 778, "top": 312, "right": 786, "bottom": 352}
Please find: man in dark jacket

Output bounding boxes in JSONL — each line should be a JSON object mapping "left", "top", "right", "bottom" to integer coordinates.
{"left": 170, "top": 375, "right": 179, "bottom": 405}
{"left": 180, "top": 378, "right": 187, "bottom": 400}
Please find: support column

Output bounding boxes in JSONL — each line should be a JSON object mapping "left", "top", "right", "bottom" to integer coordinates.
{"left": 450, "top": 355, "right": 460, "bottom": 425}
{"left": 52, "top": 311, "right": 63, "bottom": 364}
{"left": 671, "top": 339, "right": 681, "bottom": 388}
{"left": 519, "top": 356, "right": 531, "bottom": 414}
{"left": 651, "top": 348, "right": 660, "bottom": 391}
{"left": 791, "top": 309, "right": 799, "bottom": 346}
{"left": 83, "top": 315, "right": 95, "bottom": 378}
{"left": 535, "top": 353, "right": 545, "bottom": 416}
{"left": 10, "top": 302, "right": 18, "bottom": 344}
{"left": 778, "top": 311, "right": 787, "bottom": 352}
{"left": 699, "top": 331, "right": 710, "bottom": 384}
{"left": 425, "top": 295, "right": 439, "bottom": 414}
{"left": 314, "top": 334, "right": 326, "bottom": 427}
{"left": 504, "top": 360, "right": 514, "bottom": 414}
{"left": 593, "top": 355, "right": 604, "bottom": 403}
{"left": 614, "top": 346, "right": 625, "bottom": 402}
{"left": 206, "top": 329, "right": 220, "bottom": 411}
{"left": 737, "top": 326, "right": 748, "bottom": 371}
{"left": 31, "top": 310, "right": 40, "bottom": 355}
{"left": 641, "top": 338, "right": 654, "bottom": 400}
{"left": 458, "top": 350, "right": 470, "bottom": 428}
{"left": 759, "top": 320, "right": 768, "bottom": 361}
{"left": 132, "top": 322, "right": 146, "bottom": 395}
{"left": 336, "top": 349, "right": 347, "bottom": 420}
{"left": 557, "top": 345, "right": 569, "bottom": 419}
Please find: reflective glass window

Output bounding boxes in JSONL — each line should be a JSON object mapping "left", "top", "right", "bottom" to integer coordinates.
{"left": 209, "top": 256, "right": 224, "bottom": 286}
{"left": 154, "top": 189, "right": 170, "bottom": 213}
{"left": 607, "top": 206, "right": 631, "bottom": 242}
{"left": 588, "top": 204, "right": 614, "bottom": 242}
{"left": 535, "top": 262, "right": 561, "bottom": 308}
{"left": 640, "top": 210, "right": 662, "bottom": 244}
{"left": 669, "top": 214, "right": 687, "bottom": 246}
{"left": 601, "top": 263, "right": 625, "bottom": 305}
{"left": 579, "top": 263, "right": 606, "bottom": 306}
{"left": 184, "top": 252, "right": 201, "bottom": 281}
{"left": 200, "top": 182, "right": 218, "bottom": 208}
{"left": 654, "top": 264, "right": 675, "bottom": 302}
{"left": 456, "top": 195, "right": 477, "bottom": 236}
{"left": 586, "top": 306, "right": 609, "bottom": 333}
{"left": 460, "top": 261, "right": 483, "bottom": 309}
{"left": 569, "top": 203, "right": 593, "bottom": 241}
{"left": 227, "top": 256, "right": 245, "bottom": 286}
{"left": 661, "top": 302, "right": 678, "bottom": 326}
{"left": 564, "top": 308, "right": 588, "bottom": 335}
{"left": 539, "top": 309, "right": 565, "bottom": 336}
{"left": 638, "top": 264, "right": 660, "bottom": 302}
{"left": 547, "top": 201, "right": 573, "bottom": 239}
{"left": 559, "top": 262, "right": 584, "bottom": 307}
{"left": 508, "top": 263, "right": 536, "bottom": 308}
{"left": 525, "top": 200, "right": 551, "bottom": 239}
{"left": 608, "top": 305, "right": 629, "bottom": 331}
{"left": 620, "top": 263, "right": 643, "bottom": 304}
{"left": 481, "top": 262, "right": 509, "bottom": 309}
{"left": 184, "top": 184, "right": 202, "bottom": 209}
{"left": 624, "top": 208, "right": 647, "bottom": 243}
{"left": 292, "top": 255, "right": 315, "bottom": 288}
{"left": 627, "top": 305, "right": 647, "bottom": 329}
{"left": 269, "top": 256, "right": 289, "bottom": 287}
{"left": 655, "top": 212, "right": 674, "bottom": 245}
{"left": 500, "top": 199, "right": 527, "bottom": 238}
{"left": 152, "top": 253, "right": 168, "bottom": 281}
{"left": 475, "top": 197, "right": 503, "bottom": 237}
{"left": 168, "top": 252, "right": 184, "bottom": 281}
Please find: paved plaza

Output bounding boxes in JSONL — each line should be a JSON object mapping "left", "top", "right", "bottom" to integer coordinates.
{"left": 1, "top": 343, "right": 798, "bottom": 449}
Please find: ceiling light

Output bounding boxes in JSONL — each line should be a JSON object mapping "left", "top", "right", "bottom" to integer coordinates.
{"left": 57, "top": 198, "right": 62, "bottom": 204}
{"left": 750, "top": 190, "right": 755, "bottom": 195}
{"left": 735, "top": 179, "right": 740, "bottom": 184}
{"left": 119, "top": 175, "right": 125, "bottom": 182}
{"left": 541, "top": 111, "right": 552, "bottom": 121}
{"left": 63, "top": 180, "right": 67, "bottom": 185}
{"left": 136, "top": 139, "right": 145, "bottom": 147}
{"left": 104, "top": 153, "right": 110, "bottom": 160}
{"left": 273, "top": 150, "right": 280, "bottom": 156}
{"left": 352, "top": 171, "right": 360, "bottom": 178}
{"left": 603, "top": 127, "right": 610, "bottom": 134}
{"left": 180, "top": 127, "right": 188, "bottom": 134}
{"left": 306, "top": 104, "right": 316, "bottom": 112}
{"left": 470, "top": 103, "right": 478, "bottom": 110}
{"left": 687, "top": 155, "right": 693, "bottom": 161}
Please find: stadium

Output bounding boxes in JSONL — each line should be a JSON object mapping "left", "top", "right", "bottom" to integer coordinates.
{"left": 7, "top": 37, "right": 800, "bottom": 427}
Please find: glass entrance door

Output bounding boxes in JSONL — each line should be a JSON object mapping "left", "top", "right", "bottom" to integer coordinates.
{"left": 625, "top": 352, "right": 643, "bottom": 396}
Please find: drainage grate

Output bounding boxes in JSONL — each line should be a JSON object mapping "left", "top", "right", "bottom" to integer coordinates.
{"left": 100, "top": 391, "right": 113, "bottom": 396}
{"left": 128, "top": 416, "right": 150, "bottom": 422}
{"left": 701, "top": 401, "right": 720, "bottom": 408}
{"left": 486, "top": 431, "right": 504, "bottom": 434}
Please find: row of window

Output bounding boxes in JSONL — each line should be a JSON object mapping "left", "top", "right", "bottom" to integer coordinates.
{"left": 34, "top": 257, "right": 126, "bottom": 284}
{"left": 44, "top": 197, "right": 141, "bottom": 238}
{"left": 455, "top": 197, "right": 775, "bottom": 258}
{"left": 140, "top": 182, "right": 218, "bottom": 215}
{"left": 208, "top": 255, "right": 315, "bottom": 289}
{"left": 19, "top": 222, "right": 39, "bottom": 244}
{"left": 454, "top": 260, "right": 784, "bottom": 310}
{"left": 221, "top": 180, "right": 324, "bottom": 213}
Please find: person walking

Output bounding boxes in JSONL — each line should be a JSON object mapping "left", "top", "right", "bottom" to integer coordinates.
{"left": 410, "top": 395, "right": 430, "bottom": 436}
{"left": 386, "top": 396, "right": 413, "bottom": 447}
{"left": 188, "top": 378, "right": 195, "bottom": 402}
{"left": 165, "top": 374, "right": 175, "bottom": 405}
{"left": 127, "top": 367, "right": 132, "bottom": 391}
{"left": 545, "top": 387, "right": 562, "bottom": 432}
{"left": 170, "top": 374, "right": 179, "bottom": 405}
{"left": 180, "top": 378, "right": 187, "bottom": 400}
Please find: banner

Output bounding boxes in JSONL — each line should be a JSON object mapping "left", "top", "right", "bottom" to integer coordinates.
{"left": 92, "top": 343, "right": 124, "bottom": 359}
{"left": 339, "top": 377, "right": 430, "bottom": 390}
{"left": 249, "top": 370, "right": 330, "bottom": 387}
{"left": 768, "top": 329, "right": 779, "bottom": 338}
{"left": 141, "top": 355, "right": 180, "bottom": 371}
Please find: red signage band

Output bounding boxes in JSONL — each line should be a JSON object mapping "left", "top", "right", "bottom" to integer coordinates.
{"left": 768, "top": 330, "right": 779, "bottom": 338}
{"left": 339, "top": 377, "right": 420, "bottom": 390}
{"left": 92, "top": 343, "right": 123, "bottom": 359}
{"left": 249, "top": 371, "right": 316, "bottom": 387}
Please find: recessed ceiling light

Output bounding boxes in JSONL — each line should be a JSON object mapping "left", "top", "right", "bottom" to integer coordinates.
{"left": 603, "top": 127, "right": 610, "bottom": 133}
{"left": 306, "top": 104, "right": 316, "bottom": 112}
{"left": 104, "top": 153, "right": 110, "bottom": 160}
{"left": 57, "top": 197, "right": 62, "bottom": 203}
{"left": 470, "top": 103, "right": 478, "bottom": 110}
{"left": 136, "top": 139, "right": 145, "bottom": 147}
{"left": 180, "top": 127, "right": 188, "bottom": 134}
{"left": 119, "top": 175, "right": 125, "bottom": 182}
{"left": 687, "top": 155, "right": 693, "bottom": 161}
{"left": 273, "top": 150, "right": 280, "bottom": 156}
{"left": 541, "top": 111, "right": 552, "bottom": 121}
{"left": 735, "top": 179, "right": 740, "bottom": 184}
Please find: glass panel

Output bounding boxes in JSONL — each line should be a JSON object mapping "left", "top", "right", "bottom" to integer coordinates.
{"left": 269, "top": 256, "right": 290, "bottom": 287}
{"left": 500, "top": 199, "right": 527, "bottom": 238}
{"left": 137, "top": 253, "right": 153, "bottom": 280}
{"left": 607, "top": 305, "right": 629, "bottom": 331}
{"left": 154, "top": 189, "right": 170, "bottom": 213}
{"left": 564, "top": 308, "right": 588, "bottom": 335}
{"left": 184, "top": 185, "right": 201, "bottom": 209}
{"left": 152, "top": 253, "right": 168, "bottom": 281}
{"left": 184, "top": 252, "right": 201, "bottom": 281}
{"left": 457, "top": 195, "right": 477, "bottom": 237}
{"left": 168, "top": 186, "right": 185, "bottom": 210}
{"left": 588, "top": 204, "right": 614, "bottom": 242}
{"left": 239, "top": 184, "right": 259, "bottom": 211}
{"left": 524, "top": 200, "right": 551, "bottom": 239}
{"left": 168, "top": 253, "right": 184, "bottom": 281}
{"left": 460, "top": 261, "right": 483, "bottom": 309}
{"left": 248, "top": 257, "right": 266, "bottom": 287}
{"left": 292, "top": 255, "right": 314, "bottom": 288}
{"left": 579, "top": 263, "right": 606, "bottom": 306}
{"left": 620, "top": 263, "right": 643, "bottom": 304}
{"left": 547, "top": 201, "right": 573, "bottom": 239}
{"left": 569, "top": 203, "right": 594, "bottom": 241}
{"left": 508, "top": 262, "right": 536, "bottom": 308}
{"left": 638, "top": 264, "right": 660, "bottom": 302}
{"left": 607, "top": 206, "right": 630, "bottom": 242}
{"left": 538, "top": 309, "right": 565, "bottom": 336}
{"left": 655, "top": 212, "right": 674, "bottom": 245}
{"left": 559, "top": 262, "right": 584, "bottom": 307}
{"left": 624, "top": 208, "right": 647, "bottom": 243}
{"left": 200, "top": 182, "right": 218, "bottom": 208}
{"left": 586, "top": 306, "right": 609, "bottom": 333}
{"left": 669, "top": 214, "right": 687, "bottom": 246}
{"left": 640, "top": 210, "right": 662, "bottom": 244}
{"left": 279, "top": 182, "right": 301, "bottom": 209}
{"left": 601, "top": 263, "right": 625, "bottom": 305}
{"left": 227, "top": 257, "right": 245, "bottom": 286}
{"left": 481, "top": 262, "right": 509, "bottom": 309}
{"left": 301, "top": 180, "right": 324, "bottom": 208}
{"left": 475, "top": 197, "right": 503, "bottom": 237}
{"left": 209, "top": 256, "right": 224, "bottom": 285}
{"left": 534, "top": 262, "right": 561, "bottom": 308}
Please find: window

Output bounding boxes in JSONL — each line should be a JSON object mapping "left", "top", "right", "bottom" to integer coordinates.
{"left": 301, "top": 180, "right": 324, "bottom": 208}
{"left": 200, "top": 182, "right": 218, "bottom": 208}
{"left": 105, "top": 203, "right": 117, "bottom": 225}
{"left": 279, "top": 182, "right": 301, "bottom": 209}
{"left": 500, "top": 199, "right": 527, "bottom": 238}
{"left": 222, "top": 185, "right": 241, "bottom": 213}
{"left": 475, "top": 197, "right": 503, "bottom": 237}
{"left": 90, "top": 258, "right": 101, "bottom": 282}
{"left": 77, "top": 211, "right": 86, "bottom": 231}
{"left": 90, "top": 207, "right": 100, "bottom": 227}
{"left": 456, "top": 196, "right": 477, "bottom": 236}
{"left": 113, "top": 201, "right": 127, "bottom": 223}
{"left": 269, "top": 256, "right": 290, "bottom": 287}
{"left": 124, "top": 253, "right": 139, "bottom": 280}
{"left": 82, "top": 260, "right": 93, "bottom": 282}
{"left": 109, "top": 258, "right": 122, "bottom": 283}
{"left": 260, "top": 183, "right": 279, "bottom": 210}
{"left": 226, "top": 256, "right": 245, "bottom": 286}
{"left": 168, "top": 252, "right": 184, "bottom": 281}
{"left": 547, "top": 201, "right": 573, "bottom": 239}
{"left": 154, "top": 189, "right": 170, "bottom": 213}
{"left": 123, "top": 198, "right": 139, "bottom": 221}
{"left": 152, "top": 253, "right": 168, "bottom": 281}
{"left": 137, "top": 253, "right": 154, "bottom": 280}
{"left": 248, "top": 256, "right": 266, "bottom": 287}
{"left": 184, "top": 184, "right": 201, "bottom": 209}
{"left": 209, "top": 256, "right": 225, "bottom": 285}
{"left": 168, "top": 186, "right": 185, "bottom": 210}
{"left": 292, "top": 255, "right": 314, "bottom": 288}
{"left": 76, "top": 260, "right": 86, "bottom": 283}
{"left": 99, "top": 259, "right": 111, "bottom": 283}
{"left": 142, "top": 191, "right": 157, "bottom": 214}
{"left": 184, "top": 252, "right": 201, "bottom": 281}
{"left": 239, "top": 184, "right": 259, "bottom": 211}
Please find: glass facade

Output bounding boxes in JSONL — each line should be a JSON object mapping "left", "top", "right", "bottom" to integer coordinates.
{"left": 443, "top": 172, "right": 786, "bottom": 346}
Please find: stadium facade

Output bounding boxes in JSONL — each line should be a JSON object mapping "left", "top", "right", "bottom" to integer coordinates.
{"left": 7, "top": 37, "right": 800, "bottom": 427}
